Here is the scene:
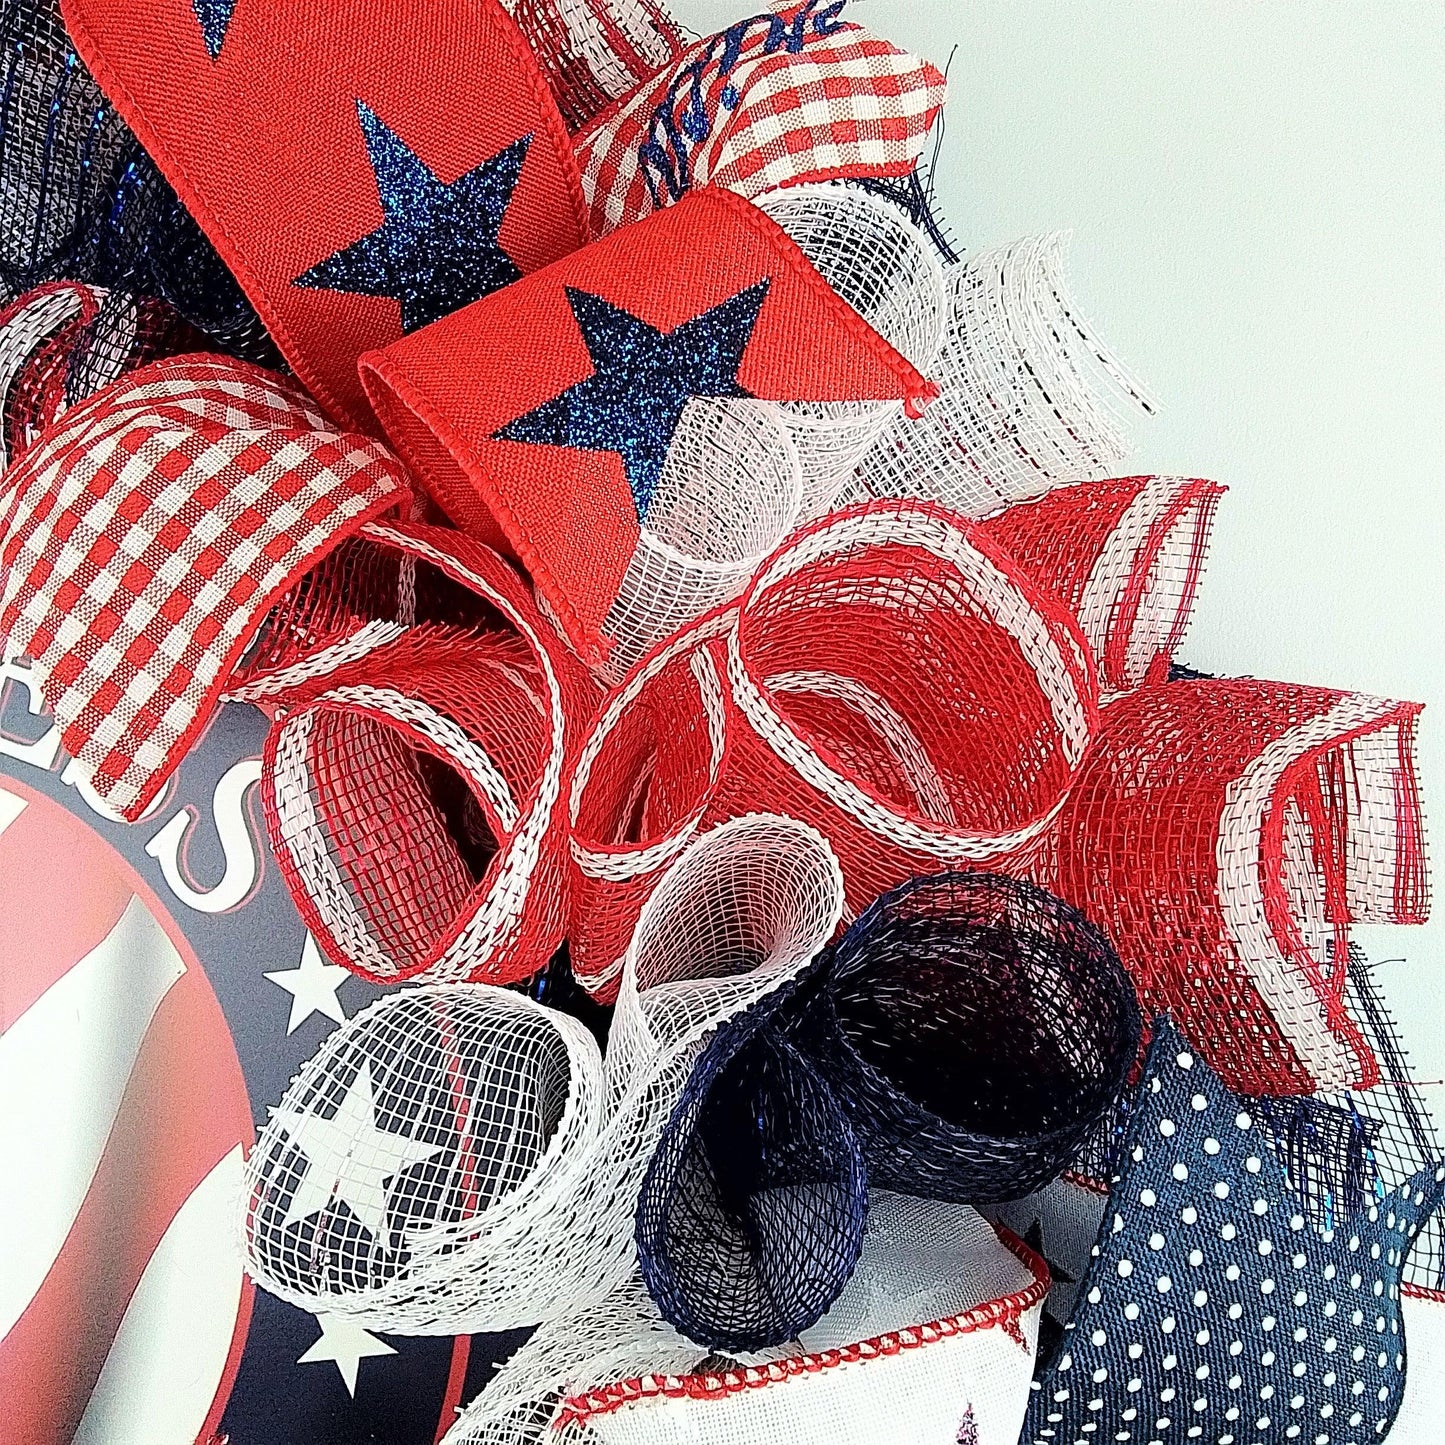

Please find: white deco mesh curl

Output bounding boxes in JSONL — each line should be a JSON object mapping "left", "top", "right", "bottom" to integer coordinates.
{"left": 442, "top": 1275, "right": 702, "bottom": 1445}
{"left": 442, "top": 1197, "right": 1045, "bottom": 1445}
{"left": 755, "top": 185, "right": 947, "bottom": 523}
{"left": 240, "top": 813, "right": 845, "bottom": 1338}
{"left": 239, "top": 986, "right": 602, "bottom": 1324}
{"left": 600, "top": 398, "right": 801, "bottom": 684}
{"left": 860, "top": 232, "right": 1155, "bottom": 517}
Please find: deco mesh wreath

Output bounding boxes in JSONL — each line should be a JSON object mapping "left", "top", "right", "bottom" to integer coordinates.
{"left": 0, "top": 1, "right": 1436, "bottom": 1443}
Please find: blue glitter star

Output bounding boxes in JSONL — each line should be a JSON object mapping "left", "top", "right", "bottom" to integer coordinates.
{"left": 191, "top": 0, "right": 237, "bottom": 59}
{"left": 496, "top": 281, "right": 769, "bottom": 522}
{"left": 294, "top": 102, "right": 530, "bottom": 333}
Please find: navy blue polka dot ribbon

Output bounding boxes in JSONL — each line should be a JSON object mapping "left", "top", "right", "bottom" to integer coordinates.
{"left": 1022, "top": 1016, "right": 1445, "bottom": 1445}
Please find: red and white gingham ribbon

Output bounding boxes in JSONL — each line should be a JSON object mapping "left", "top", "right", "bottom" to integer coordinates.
{"left": 0, "top": 354, "right": 410, "bottom": 820}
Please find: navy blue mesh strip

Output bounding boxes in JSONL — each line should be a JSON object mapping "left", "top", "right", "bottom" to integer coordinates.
{"left": 0, "top": 0, "right": 275, "bottom": 362}
{"left": 637, "top": 872, "right": 1141, "bottom": 1351}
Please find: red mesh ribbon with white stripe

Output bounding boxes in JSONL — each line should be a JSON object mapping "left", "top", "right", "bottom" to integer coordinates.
{"left": 575, "top": 1, "right": 947, "bottom": 237}
{"left": 708, "top": 500, "right": 1097, "bottom": 918}
{"left": 1056, "top": 678, "right": 1430, "bottom": 1094}
{"left": 0, "top": 354, "right": 411, "bottom": 821}
{"left": 978, "top": 476, "right": 1226, "bottom": 699}
{"left": 0, "top": 283, "right": 104, "bottom": 467}
{"left": 565, "top": 608, "right": 733, "bottom": 1003}
{"left": 259, "top": 520, "right": 599, "bottom": 987}
{"left": 563, "top": 499, "right": 1101, "bottom": 1002}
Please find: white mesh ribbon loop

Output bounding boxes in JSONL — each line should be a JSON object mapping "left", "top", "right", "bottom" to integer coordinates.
{"left": 240, "top": 985, "right": 606, "bottom": 1328}
{"left": 755, "top": 184, "right": 947, "bottom": 522}
{"left": 723, "top": 503, "right": 1096, "bottom": 881}
{"left": 601, "top": 397, "right": 801, "bottom": 683}
{"left": 240, "top": 813, "right": 845, "bottom": 1339}
{"left": 440, "top": 1197, "right": 1048, "bottom": 1445}
{"left": 860, "top": 233, "right": 1154, "bottom": 517}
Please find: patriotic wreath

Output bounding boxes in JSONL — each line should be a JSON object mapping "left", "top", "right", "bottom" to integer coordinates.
{"left": 0, "top": 1, "right": 1437, "bottom": 1443}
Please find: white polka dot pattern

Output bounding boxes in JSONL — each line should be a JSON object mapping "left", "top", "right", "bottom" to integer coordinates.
{"left": 1023, "top": 1018, "right": 1445, "bottom": 1445}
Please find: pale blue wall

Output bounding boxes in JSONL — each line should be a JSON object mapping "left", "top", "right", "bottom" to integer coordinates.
{"left": 672, "top": 0, "right": 1445, "bottom": 1077}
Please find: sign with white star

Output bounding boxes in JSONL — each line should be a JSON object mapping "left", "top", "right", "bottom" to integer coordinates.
{"left": 297, "top": 1313, "right": 398, "bottom": 1398}
{"left": 0, "top": 691, "right": 521, "bottom": 1440}
{"left": 265, "top": 934, "right": 352, "bottom": 1036}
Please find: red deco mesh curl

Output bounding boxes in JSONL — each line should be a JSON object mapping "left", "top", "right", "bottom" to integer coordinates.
{"left": 706, "top": 500, "right": 1098, "bottom": 917}
{"left": 1055, "top": 678, "right": 1430, "bottom": 1096}
{"left": 976, "top": 475, "right": 1226, "bottom": 699}
{"left": 259, "top": 520, "right": 601, "bottom": 988}
{"left": 565, "top": 608, "right": 733, "bottom": 1003}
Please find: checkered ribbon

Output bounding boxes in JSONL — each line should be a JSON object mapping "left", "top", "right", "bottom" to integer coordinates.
{"left": 575, "top": 2, "right": 947, "bottom": 236}
{"left": 0, "top": 354, "right": 410, "bottom": 820}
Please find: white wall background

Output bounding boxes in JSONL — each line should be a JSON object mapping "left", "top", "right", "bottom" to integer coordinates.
{"left": 674, "top": 0, "right": 1445, "bottom": 1076}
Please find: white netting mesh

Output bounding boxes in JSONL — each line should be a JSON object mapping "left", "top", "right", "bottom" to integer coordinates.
{"left": 241, "top": 813, "right": 845, "bottom": 1338}
{"left": 441, "top": 1197, "right": 1045, "bottom": 1445}
{"left": 859, "top": 232, "right": 1154, "bottom": 516}
{"left": 755, "top": 184, "right": 946, "bottom": 522}
{"left": 442, "top": 1275, "right": 702, "bottom": 1445}
{"left": 239, "top": 985, "right": 601, "bottom": 1323}
{"left": 600, "top": 398, "right": 801, "bottom": 684}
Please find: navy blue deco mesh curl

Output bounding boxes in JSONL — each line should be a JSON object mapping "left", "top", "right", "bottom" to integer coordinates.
{"left": 1022, "top": 1016, "right": 1445, "bottom": 1445}
{"left": 799, "top": 870, "right": 1142, "bottom": 1205}
{"left": 0, "top": 0, "right": 275, "bottom": 362}
{"left": 635, "top": 872, "right": 1141, "bottom": 1352}
{"left": 635, "top": 967, "right": 868, "bottom": 1354}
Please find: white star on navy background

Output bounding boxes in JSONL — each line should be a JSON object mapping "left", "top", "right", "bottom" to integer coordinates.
{"left": 265, "top": 934, "right": 351, "bottom": 1036}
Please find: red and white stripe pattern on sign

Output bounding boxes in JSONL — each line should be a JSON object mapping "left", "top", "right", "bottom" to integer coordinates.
{"left": 0, "top": 780, "right": 254, "bottom": 1445}
{"left": 574, "top": 9, "right": 947, "bottom": 236}
{"left": 0, "top": 355, "right": 411, "bottom": 822}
